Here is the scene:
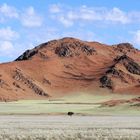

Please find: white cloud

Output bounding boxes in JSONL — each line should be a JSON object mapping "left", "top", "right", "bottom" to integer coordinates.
{"left": 49, "top": 4, "right": 61, "bottom": 13}
{"left": 0, "top": 27, "right": 19, "bottom": 40}
{"left": 0, "top": 3, "right": 18, "bottom": 18}
{"left": 133, "top": 30, "right": 140, "bottom": 45}
{"left": 0, "top": 4, "right": 43, "bottom": 27}
{"left": 128, "top": 11, "right": 140, "bottom": 23}
{"left": 68, "top": 6, "right": 103, "bottom": 21}
{"left": 0, "top": 27, "right": 19, "bottom": 57}
{"left": 105, "top": 8, "right": 130, "bottom": 24}
{"left": 0, "top": 41, "right": 14, "bottom": 54}
{"left": 59, "top": 16, "right": 74, "bottom": 27}
{"left": 0, "top": 17, "right": 4, "bottom": 23}
{"left": 49, "top": 5, "right": 139, "bottom": 27}
{"left": 21, "top": 6, "right": 43, "bottom": 27}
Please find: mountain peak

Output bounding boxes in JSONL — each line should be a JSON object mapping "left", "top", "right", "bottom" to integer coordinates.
{"left": 15, "top": 37, "right": 96, "bottom": 61}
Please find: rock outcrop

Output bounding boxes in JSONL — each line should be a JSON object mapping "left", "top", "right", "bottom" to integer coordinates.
{"left": 15, "top": 49, "right": 38, "bottom": 61}
{"left": 55, "top": 40, "right": 96, "bottom": 57}
{"left": 100, "top": 76, "right": 112, "bottom": 89}
{"left": 13, "top": 69, "right": 49, "bottom": 97}
{"left": 114, "top": 55, "right": 140, "bottom": 75}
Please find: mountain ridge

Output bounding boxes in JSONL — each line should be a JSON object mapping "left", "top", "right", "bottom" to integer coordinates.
{"left": 0, "top": 37, "right": 140, "bottom": 101}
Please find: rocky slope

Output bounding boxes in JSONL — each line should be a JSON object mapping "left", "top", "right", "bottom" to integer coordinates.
{"left": 0, "top": 37, "right": 140, "bottom": 101}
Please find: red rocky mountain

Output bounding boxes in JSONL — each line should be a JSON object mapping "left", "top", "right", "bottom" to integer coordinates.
{"left": 0, "top": 37, "right": 140, "bottom": 101}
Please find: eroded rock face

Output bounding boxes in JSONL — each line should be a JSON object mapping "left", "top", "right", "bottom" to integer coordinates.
{"left": 43, "top": 78, "right": 51, "bottom": 85}
{"left": 81, "top": 45, "right": 95, "bottom": 55}
{"left": 100, "top": 55, "right": 140, "bottom": 90}
{"left": 13, "top": 70, "right": 49, "bottom": 97}
{"left": 113, "top": 43, "right": 137, "bottom": 53}
{"left": 114, "top": 54, "right": 129, "bottom": 62}
{"left": 100, "top": 76, "right": 112, "bottom": 89}
{"left": 106, "top": 67, "right": 121, "bottom": 76}
{"left": 105, "top": 67, "right": 131, "bottom": 84}
{"left": 117, "top": 43, "right": 134, "bottom": 50}
{"left": 125, "top": 61, "right": 140, "bottom": 75}
{"left": 55, "top": 46, "right": 72, "bottom": 57}
{"left": 55, "top": 41, "right": 96, "bottom": 57}
{"left": 0, "top": 79, "right": 11, "bottom": 90}
{"left": 13, "top": 82, "right": 21, "bottom": 89}
{"left": 15, "top": 49, "right": 38, "bottom": 61}
{"left": 114, "top": 55, "right": 140, "bottom": 75}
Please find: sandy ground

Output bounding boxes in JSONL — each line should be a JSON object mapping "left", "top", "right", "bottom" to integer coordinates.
{"left": 0, "top": 115, "right": 140, "bottom": 139}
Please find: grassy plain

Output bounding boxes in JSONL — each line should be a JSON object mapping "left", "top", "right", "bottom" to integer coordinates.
{"left": 0, "top": 93, "right": 139, "bottom": 139}
{"left": 0, "top": 92, "right": 139, "bottom": 115}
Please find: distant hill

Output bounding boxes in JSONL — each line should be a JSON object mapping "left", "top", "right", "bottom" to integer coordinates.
{"left": 0, "top": 37, "right": 140, "bottom": 101}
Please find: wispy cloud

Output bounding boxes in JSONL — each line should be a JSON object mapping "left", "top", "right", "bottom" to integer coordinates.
{"left": 0, "top": 2, "right": 140, "bottom": 61}
{"left": 0, "top": 4, "right": 44, "bottom": 59}
{"left": 0, "top": 4, "right": 43, "bottom": 28}
{"left": 0, "top": 41, "right": 14, "bottom": 53}
{"left": 21, "top": 6, "right": 43, "bottom": 27}
{"left": 0, "top": 27, "right": 19, "bottom": 56}
{"left": 105, "top": 7, "right": 130, "bottom": 24}
{"left": 0, "top": 3, "right": 18, "bottom": 18}
{"left": 49, "top": 4, "right": 140, "bottom": 27}
{"left": 133, "top": 30, "right": 140, "bottom": 46}
{"left": 49, "top": 4, "right": 61, "bottom": 13}
{"left": 0, "top": 27, "right": 19, "bottom": 40}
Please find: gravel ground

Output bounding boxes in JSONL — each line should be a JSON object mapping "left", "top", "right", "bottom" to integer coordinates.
{"left": 0, "top": 115, "right": 140, "bottom": 140}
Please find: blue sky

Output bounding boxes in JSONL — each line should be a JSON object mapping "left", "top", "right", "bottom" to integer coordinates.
{"left": 0, "top": 0, "right": 140, "bottom": 62}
